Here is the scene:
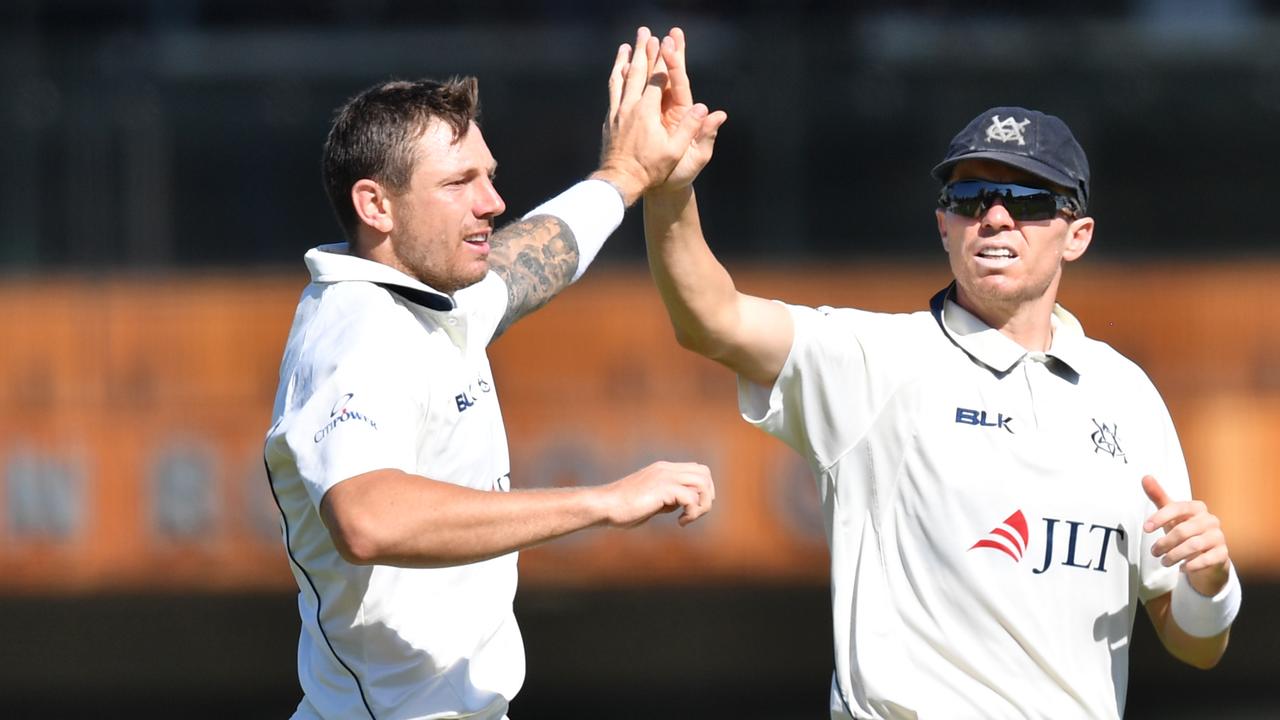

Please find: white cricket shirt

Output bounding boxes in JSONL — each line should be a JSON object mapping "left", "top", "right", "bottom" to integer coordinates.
{"left": 265, "top": 245, "right": 518, "bottom": 720}
{"left": 263, "top": 180, "right": 623, "bottom": 720}
{"left": 740, "top": 286, "right": 1190, "bottom": 720}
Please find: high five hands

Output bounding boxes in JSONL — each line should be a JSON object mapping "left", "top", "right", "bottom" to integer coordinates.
{"left": 593, "top": 26, "right": 728, "bottom": 204}
{"left": 649, "top": 27, "right": 729, "bottom": 193}
{"left": 1143, "top": 474, "right": 1232, "bottom": 596}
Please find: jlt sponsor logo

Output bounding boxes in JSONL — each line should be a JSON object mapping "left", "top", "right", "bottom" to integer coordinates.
{"left": 455, "top": 377, "right": 493, "bottom": 413}
{"left": 970, "top": 509, "right": 1126, "bottom": 574}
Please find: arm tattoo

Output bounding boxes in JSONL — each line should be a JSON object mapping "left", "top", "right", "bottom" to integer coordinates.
{"left": 489, "top": 215, "right": 579, "bottom": 338}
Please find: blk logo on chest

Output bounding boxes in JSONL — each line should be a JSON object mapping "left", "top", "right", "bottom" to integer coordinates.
{"left": 970, "top": 509, "right": 1126, "bottom": 574}
{"left": 955, "top": 407, "right": 1014, "bottom": 434}
{"left": 455, "top": 377, "right": 493, "bottom": 413}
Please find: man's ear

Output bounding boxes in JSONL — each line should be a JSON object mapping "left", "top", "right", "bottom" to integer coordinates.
{"left": 935, "top": 209, "right": 950, "bottom": 252}
{"left": 1062, "top": 216, "right": 1094, "bottom": 263}
{"left": 352, "top": 179, "right": 394, "bottom": 235}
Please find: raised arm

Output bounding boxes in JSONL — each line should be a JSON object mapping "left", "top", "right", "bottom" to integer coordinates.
{"left": 645, "top": 190, "right": 793, "bottom": 387}
{"left": 643, "top": 28, "right": 792, "bottom": 388}
{"left": 488, "top": 214, "right": 578, "bottom": 338}
{"left": 489, "top": 27, "right": 707, "bottom": 338}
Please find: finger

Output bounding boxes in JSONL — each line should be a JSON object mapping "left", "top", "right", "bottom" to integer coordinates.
{"left": 607, "top": 43, "right": 630, "bottom": 123}
{"left": 669, "top": 103, "right": 710, "bottom": 152}
{"left": 1141, "top": 475, "right": 1178, "bottom": 533}
{"left": 621, "top": 27, "right": 653, "bottom": 107}
{"left": 669, "top": 484, "right": 700, "bottom": 513}
{"left": 1155, "top": 522, "right": 1223, "bottom": 566}
{"left": 661, "top": 29, "right": 692, "bottom": 105}
{"left": 1145, "top": 499, "right": 1206, "bottom": 536}
{"left": 673, "top": 463, "right": 713, "bottom": 502}
{"left": 696, "top": 110, "right": 729, "bottom": 146}
{"left": 1150, "top": 510, "right": 1219, "bottom": 554}
{"left": 644, "top": 32, "right": 660, "bottom": 76}
{"left": 678, "top": 488, "right": 710, "bottom": 524}
{"left": 685, "top": 476, "right": 716, "bottom": 525}
{"left": 649, "top": 54, "right": 670, "bottom": 94}
{"left": 1156, "top": 531, "right": 1209, "bottom": 567}
{"left": 1182, "top": 544, "right": 1230, "bottom": 574}
{"left": 1142, "top": 475, "right": 1171, "bottom": 510}
{"left": 690, "top": 475, "right": 713, "bottom": 515}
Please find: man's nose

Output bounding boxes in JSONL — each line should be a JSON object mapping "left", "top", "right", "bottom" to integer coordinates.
{"left": 477, "top": 178, "right": 506, "bottom": 218}
{"left": 979, "top": 198, "right": 1016, "bottom": 231}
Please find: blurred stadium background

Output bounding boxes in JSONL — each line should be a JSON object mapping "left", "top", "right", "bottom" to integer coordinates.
{"left": 2, "top": 1, "right": 1279, "bottom": 718}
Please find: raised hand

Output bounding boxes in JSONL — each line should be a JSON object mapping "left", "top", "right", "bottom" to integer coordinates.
{"left": 595, "top": 460, "right": 715, "bottom": 528}
{"left": 593, "top": 27, "right": 708, "bottom": 206}
{"left": 1143, "top": 474, "right": 1232, "bottom": 595}
{"left": 651, "top": 27, "right": 729, "bottom": 193}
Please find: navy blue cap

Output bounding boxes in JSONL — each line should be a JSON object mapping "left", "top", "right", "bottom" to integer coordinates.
{"left": 931, "top": 106, "right": 1090, "bottom": 211}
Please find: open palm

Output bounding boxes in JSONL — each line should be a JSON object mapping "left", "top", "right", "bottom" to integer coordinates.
{"left": 655, "top": 28, "right": 727, "bottom": 191}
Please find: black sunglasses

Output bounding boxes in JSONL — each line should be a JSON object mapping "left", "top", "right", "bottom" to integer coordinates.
{"left": 939, "top": 180, "right": 1080, "bottom": 221}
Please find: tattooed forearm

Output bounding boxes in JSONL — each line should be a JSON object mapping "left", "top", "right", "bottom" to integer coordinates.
{"left": 489, "top": 215, "right": 580, "bottom": 338}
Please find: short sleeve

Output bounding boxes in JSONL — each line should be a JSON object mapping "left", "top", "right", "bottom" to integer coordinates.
{"left": 282, "top": 351, "right": 424, "bottom": 510}
{"left": 738, "top": 303, "right": 913, "bottom": 471}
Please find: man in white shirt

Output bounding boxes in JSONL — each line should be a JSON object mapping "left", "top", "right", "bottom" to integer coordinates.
{"left": 641, "top": 28, "right": 1241, "bottom": 719}
{"left": 264, "top": 28, "right": 717, "bottom": 719}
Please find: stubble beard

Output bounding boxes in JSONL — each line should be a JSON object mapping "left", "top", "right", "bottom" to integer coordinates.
{"left": 959, "top": 265, "right": 1060, "bottom": 319}
{"left": 391, "top": 232, "right": 487, "bottom": 296}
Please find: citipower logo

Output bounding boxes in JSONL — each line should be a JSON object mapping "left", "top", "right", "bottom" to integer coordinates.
{"left": 969, "top": 510, "right": 1030, "bottom": 562}
{"left": 313, "top": 392, "right": 379, "bottom": 443}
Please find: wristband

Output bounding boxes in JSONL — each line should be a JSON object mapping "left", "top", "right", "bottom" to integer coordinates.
{"left": 521, "top": 179, "right": 625, "bottom": 283}
{"left": 1170, "top": 564, "right": 1241, "bottom": 638}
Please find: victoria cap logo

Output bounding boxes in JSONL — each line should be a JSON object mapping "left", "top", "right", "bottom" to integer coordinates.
{"left": 985, "top": 115, "right": 1030, "bottom": 146}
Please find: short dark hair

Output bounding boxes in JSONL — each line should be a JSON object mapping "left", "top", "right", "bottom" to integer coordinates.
{"left": 322, "top": 77, "right": 480, "bottom": 240}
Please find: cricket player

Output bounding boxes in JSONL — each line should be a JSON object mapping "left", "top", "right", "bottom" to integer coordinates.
{"left": 263, "top": 28, "right": 715, "bottom": 719}
{"left": 641, "top": 28, "right": 1240, "bottom": 719}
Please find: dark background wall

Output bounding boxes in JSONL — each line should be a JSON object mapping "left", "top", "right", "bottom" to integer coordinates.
{"left": 2, "top": 584, "right": 1278, "bottom": 719}
{"left": 5, "top": 0, "right": 1280, "bottom": 270}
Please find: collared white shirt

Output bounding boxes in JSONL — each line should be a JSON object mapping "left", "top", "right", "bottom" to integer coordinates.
{"left": 265, "top": 244, "right": 518, "bottom": 720}
{"left": 740, "top": 286, "right": 1190, "bottom": 720}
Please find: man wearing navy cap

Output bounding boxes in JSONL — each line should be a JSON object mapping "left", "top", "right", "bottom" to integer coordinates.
{"left": 640, "top": 32, "right": 1240, "bottom": 719}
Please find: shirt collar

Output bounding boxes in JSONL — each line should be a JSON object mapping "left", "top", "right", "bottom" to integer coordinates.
{"left": 304, "top": 243, "right": 455, "bottom": 312}
{"left": 929, "top": 284, "right": 1089, "bottom": 376}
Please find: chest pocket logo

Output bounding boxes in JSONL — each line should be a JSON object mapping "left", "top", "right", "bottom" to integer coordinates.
{"left": 1090, "top": 419, "right": 1127, "bottom": 463}
{"left": 455, "top": 376, "right": 495, "bottom": 413}
{"left": 955, "top": 407, "right": 1014, "bottom": 434}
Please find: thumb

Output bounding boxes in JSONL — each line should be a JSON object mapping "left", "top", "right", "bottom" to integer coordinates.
{"left": 697, "top": 110, "right": 728, "bottom": 145}
{"left": 671, "top": 103, "right": 709, "bottom": 150}
{"left": 1141, "top": 474, "right": 1171, "bottom": 509}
